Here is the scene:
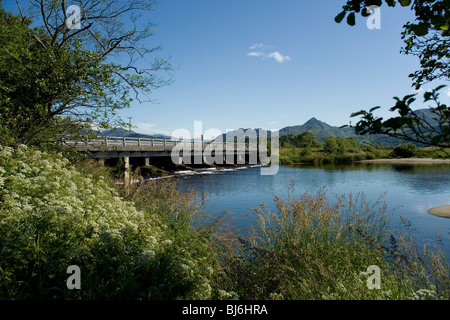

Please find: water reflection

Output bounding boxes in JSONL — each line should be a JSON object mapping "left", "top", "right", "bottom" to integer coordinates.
{"left": 176, "top": 163, "right": 450, "bottom": 252}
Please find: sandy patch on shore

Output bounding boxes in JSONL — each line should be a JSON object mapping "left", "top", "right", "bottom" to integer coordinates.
{"left": 428, "top": 205, "right": 450, "bottom": 219}
{"left": 360, "top": 158, "right": 450, "bottom": 164}
{"left": 359, "top": 158, "right": 449, "bottom": 219}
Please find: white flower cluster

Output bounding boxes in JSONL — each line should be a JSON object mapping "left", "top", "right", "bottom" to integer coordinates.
{"left": 0, "top": 145, "right": 227, "bottom": 299}
{"left": 0, "top": 145, "right": 164, "bottom": 275}
{"left": 411, "top": 288, "right": 438, "bottom": 300}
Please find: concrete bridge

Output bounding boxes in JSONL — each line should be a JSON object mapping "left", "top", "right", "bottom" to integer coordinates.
{"left": 65, "top": 136, "right": 262, "bottom": 182}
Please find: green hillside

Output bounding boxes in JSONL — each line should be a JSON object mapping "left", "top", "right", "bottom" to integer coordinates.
{"left": 279, "top": 115, "right": 426, "bottom": 147}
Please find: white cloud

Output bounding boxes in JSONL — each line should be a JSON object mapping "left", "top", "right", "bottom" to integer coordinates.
{"left": 247, "top": 43, "right": 291, "bottom": 63}
{"left": 247, "top": 51, "right": 264, "bottom": 57}
{"left": 266, "top": 51, "right": 291, "bottom": 63}
{"left": 250, "top": 43, "right": 264, "bottom": 50}
{"left": 446, "top": 88, "right": 450, "bottom": 97}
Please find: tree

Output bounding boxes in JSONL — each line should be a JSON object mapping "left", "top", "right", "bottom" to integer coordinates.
{"left": 335, "top": 0, "right": 449, "bottom": 150}
{"left": 390, "top": 144, "right": 418, "bottom": 158}
{"left": 349, "top": 86, "right": 449, "bottom": 148}
{"left": 0, "top": 1, "right": 171, "bottom": 147}
{"left": 280, "top": 131, "right": 321, "bottom": 148}
{"left": 296, "top": 131, "right": 321, "bottom": 148}
{"left": 324, "top": 137, "right": 339, "bottom": 154}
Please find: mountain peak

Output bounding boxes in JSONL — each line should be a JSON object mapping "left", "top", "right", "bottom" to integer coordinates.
{"left": 301, "top": 117, "right": 331, "bottom": 130}
{"left": 280, "top": 117, "right": 351, "bottom": 141}
{"left": 304, "top": 117, "right": 320, "bottom": 124}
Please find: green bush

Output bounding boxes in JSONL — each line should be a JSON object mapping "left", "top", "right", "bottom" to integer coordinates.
{"left": 122, "top": 176, "right": 236, "bottom": 300}
{"left": 390, "top": 144, "right": 418, "bottom": 158}
{"left": 0, "top": 145, "right": 228, "bottom": 299}
{"left": 362, "top": 145, "right": 376, "bottom": 153}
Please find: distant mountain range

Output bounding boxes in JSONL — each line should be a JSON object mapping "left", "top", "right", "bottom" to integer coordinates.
{"left": 278, "top": 108, "right": 438, "bottom": 146}
{"left": 278, "top": 117, "right": 406, "bottom": 146}
{"left": 101, "top": 108, "right": 437, "bottom": 147}
{"left": 216, "top": 117, "right": 404, "bottom": 146}
{"left": 99, "top": 128, "right": 171, "bottom": 139}
{"left": 280, "top": 117, "right": 356, "bottom": 141}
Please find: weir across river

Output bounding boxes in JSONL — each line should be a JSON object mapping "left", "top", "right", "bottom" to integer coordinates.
{"left": 63, "top": 136, "right": 266, "bottom": 184}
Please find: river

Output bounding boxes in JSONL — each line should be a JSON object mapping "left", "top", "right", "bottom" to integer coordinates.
{"left": 175, "top": 162, "right": 450, "bottom": 253}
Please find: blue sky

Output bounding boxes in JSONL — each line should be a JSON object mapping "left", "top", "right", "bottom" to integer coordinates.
{"left": 5, "top": 0, "right": 450, "bottom": 137}
{"left": 128, "top": 0, "right": 430, "bottom": 137}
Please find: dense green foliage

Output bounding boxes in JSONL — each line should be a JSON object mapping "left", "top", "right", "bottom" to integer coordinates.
{"left": 280, "top": 131, "right": 321, "bottom": 149}
{"left": 280, "top": 133, "right": 387, "bottom": 165}
{"left": 0, "top": 9, "right": 122, "bottom": 146}
{"left": 0, "top": 145, "right": 228, "bottom": 299}
{"left": 350, "top": 88, "right": 450, "bottom": 149}
{"left": 390, "top": 144, "right": 418, "bottom": 158}
{"left": 0, "top": 2, "right": 170, "bottom": 147}
{"left": 279, "top": 139, "right": 448, "bottom": 165}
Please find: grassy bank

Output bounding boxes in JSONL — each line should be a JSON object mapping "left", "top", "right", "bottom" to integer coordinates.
{"left": 221, "top": 187, "right": 449, "bottom": 299}
{"left": 279, "top": 145, "right": 450, "bottom": 165}
{"left": 0, "top": 145, "right": 448, "bottom": 300}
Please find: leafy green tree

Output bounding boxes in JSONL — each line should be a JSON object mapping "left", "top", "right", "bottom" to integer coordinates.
{"left": 324, "top": 137, "right": 339, "bottom": 154}
{"left": 335, "top": 0, "right": 449, "bottom": 150}
{"left": 0, "top": 1, "right": 171, "bottom": 147}
{"left": 335, "top": 137, "right": 356, "bottom": 153}
{"left": 349, "top": 86, "right": 449, "bottom": 148}
{"left": 280, "top": 131, "right": 321, "bottom": 148}
{"left": 296, "top": 131, "right": 321, "bottom": 148}
{"left": 345, "top": 137, "right": 360, "bottom": 153}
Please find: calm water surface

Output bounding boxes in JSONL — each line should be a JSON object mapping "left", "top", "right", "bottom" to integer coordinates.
{"left": 176, "top": 163, "right": 450, "bottom": 251}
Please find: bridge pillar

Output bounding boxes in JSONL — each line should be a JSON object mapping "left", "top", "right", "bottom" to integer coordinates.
{"left": 124, "top": 156, "right": 130, "bottom": 191}
{"left": 145, "top": 157, "right": 150, "bottom": 167}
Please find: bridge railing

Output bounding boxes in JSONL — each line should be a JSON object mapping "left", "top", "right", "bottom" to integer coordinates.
{"left": 62, "top": 136, "right": 258, "bottom": 150}
{"left": 63, "top": 136, "right": 182, "bottom": 147}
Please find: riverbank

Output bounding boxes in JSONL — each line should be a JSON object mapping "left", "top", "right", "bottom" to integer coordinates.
{"left": 279, "top": 146, "right": 449, "bottom": 165}
{"left": 360, "top": 158, "right": 450, "bottom": 164}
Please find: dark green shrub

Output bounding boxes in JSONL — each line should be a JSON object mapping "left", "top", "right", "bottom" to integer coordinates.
{"left": 390, "top": 144, "right": 418, "bottom": 158}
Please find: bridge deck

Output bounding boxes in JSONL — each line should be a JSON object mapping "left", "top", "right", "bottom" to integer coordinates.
{"left": 65, "top": 136, "right": 258, "bottom": 158}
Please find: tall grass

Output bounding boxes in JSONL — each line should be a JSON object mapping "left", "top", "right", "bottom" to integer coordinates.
{"left": 120, "top": 172, "right": 238, "bottom": 299}
{"left": 221, "top": 185, "right": 449, "bottom": 300}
